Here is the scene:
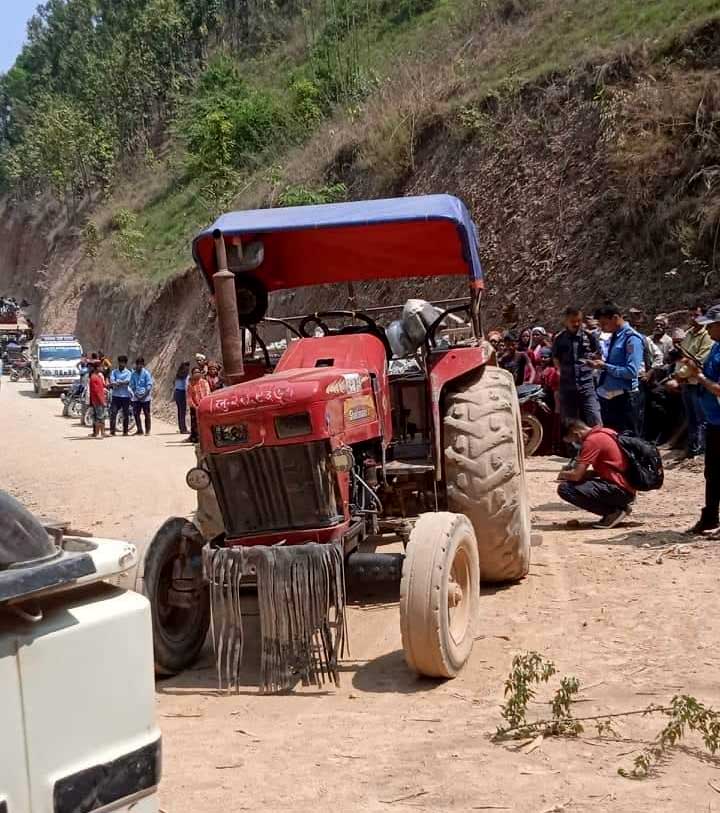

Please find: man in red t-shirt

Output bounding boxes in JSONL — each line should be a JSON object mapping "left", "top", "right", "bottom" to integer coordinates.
{"left": 557, "top": 419, "right": 636, "bottom": 528}
{"left": 88, "top": 362, "right": 108, "bottom": 439}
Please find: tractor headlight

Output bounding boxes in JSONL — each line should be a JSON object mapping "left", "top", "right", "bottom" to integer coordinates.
{"left": 186, "top": 467, "right": 211, "bottom": 491}
{"left": 331, "top": 447, "right": 354, "bottom": 473}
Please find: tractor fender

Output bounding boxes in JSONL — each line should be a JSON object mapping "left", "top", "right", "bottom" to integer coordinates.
{"left": 428, "top": 343, "right": 493, "bottom": 480}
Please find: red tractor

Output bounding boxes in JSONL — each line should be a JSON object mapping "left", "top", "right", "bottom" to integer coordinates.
{"left": 144, "top": 194, "right": 531, "bottom": 691}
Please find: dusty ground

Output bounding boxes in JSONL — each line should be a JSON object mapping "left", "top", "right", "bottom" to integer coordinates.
{"left": 3, "top": 379, "right": 720, "bottom": 812}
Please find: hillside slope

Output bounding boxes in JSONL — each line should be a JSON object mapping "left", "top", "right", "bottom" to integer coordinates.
{"left": 2, "top": 2, "right": 720, "bottom": 401}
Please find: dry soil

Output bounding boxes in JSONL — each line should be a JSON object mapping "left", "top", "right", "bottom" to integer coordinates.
{"left": 2, "top": 379, "right": 719, "bottom": 813}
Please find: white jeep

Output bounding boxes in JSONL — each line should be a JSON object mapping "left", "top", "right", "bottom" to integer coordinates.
{"left": 0, "top": 492, "right": 161, "bottom": 813}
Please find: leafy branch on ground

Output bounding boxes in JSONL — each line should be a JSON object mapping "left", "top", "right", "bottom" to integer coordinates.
{"left": 494, "top": 651, "right": 720, "bottom": 778}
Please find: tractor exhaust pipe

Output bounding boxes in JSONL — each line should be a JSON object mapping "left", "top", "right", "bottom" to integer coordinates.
{"left": 212, "top": 229, "right": 245, "bottom": 384}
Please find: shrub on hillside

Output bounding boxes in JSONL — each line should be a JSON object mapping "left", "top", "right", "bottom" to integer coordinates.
{"left": 277, "top": 182, "right": 348, "bottom": 206}
{"left": 110, "top": 208, "right": 145, "bottom": 262}
{"left": 181, "top": 56, "right": 291, "bottom": 178}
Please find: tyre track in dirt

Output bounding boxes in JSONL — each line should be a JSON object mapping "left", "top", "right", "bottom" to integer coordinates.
{"left": 3, "top": 380, "right": 720, "bottom": 812}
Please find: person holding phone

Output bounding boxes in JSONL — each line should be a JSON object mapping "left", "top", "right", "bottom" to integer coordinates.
{"left": 552, "top": 306, "right": 602, "bottom": 427}
{"left": 586, "top": 303, "right": 644, "bottom": 435}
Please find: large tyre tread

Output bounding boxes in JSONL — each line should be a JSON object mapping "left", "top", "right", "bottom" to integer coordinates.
{"left": 444, "top": 367, "right": 531, "bottom": 583}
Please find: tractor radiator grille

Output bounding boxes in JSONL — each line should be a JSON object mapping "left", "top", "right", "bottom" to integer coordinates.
{"left": 208, "top": 441, "right": 343, "bottom": 537}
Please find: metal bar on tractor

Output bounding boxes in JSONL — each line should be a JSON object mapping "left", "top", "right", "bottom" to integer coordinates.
{"left": 273, "top": 297, "right": 470, "bottom": 322}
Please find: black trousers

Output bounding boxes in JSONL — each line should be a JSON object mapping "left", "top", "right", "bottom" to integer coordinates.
{"left": 558, "top": 479, "right": 634, "bottom": 517}
{"left": 132, "top": 401, "right": 151, "bottom": 434}
{"left": 559, "top": 387, "right": 602, "bottom": 427}
{"left": 702, "top": 424, "right": 720, "bottom": 527}
{"left": 110, "top": 396, "right": 131, "bottom": 435}
{"left": 189, "top": 407, "right": 198, "bottom": 442}
{"left": 174, "top": 389, "right": 188, "bottom": 434}
{"left": 599, "top": 391, "right": 642, "bottom": 436}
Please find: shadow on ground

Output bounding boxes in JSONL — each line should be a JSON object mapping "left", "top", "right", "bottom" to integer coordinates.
{"left": 349, "top": 650, "right": 441, "bottom": 695}
{"left": 583, "top": 529, "right": 696, "bottom": 548}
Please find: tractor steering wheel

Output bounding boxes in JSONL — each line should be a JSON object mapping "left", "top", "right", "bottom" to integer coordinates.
{"left": 425, "top": 304, "right": 473, "bottom": 349}
{"left": 298, "top": 310, "right": 391, "bottom": 356}
{"left": 298, "top": 313, "right": 333, "bottom": 338}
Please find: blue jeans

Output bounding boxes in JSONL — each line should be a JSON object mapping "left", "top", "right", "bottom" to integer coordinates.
{"left": 110, "top": 396, "right": 131, "bottom": 435}
{"left": 559, "top": 387, "right": 602, "bottom": 427}
{"left": 682, "top": 385, "right": 706, "bottom": 455}
{"left": 599, "top": 391, "right": 642, "bottom": 436}
{"left": 174, "top": 388, "right": 188, "bottom": 434}
{"left": 132, "top": 401, "right": 151, "bottom": 434}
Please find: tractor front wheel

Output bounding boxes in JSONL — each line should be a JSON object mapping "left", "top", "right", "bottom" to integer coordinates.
{"left": 521, "top": 414, "right": 544, "bottom": 457}
{"left": 144, "top": 517, "right": 210, "bottom": 676}
{"left": 400, "top": 512, "right": 480, "bottom": 679}
{"left": 444, "top": 366, "right": 531, "bottom": 582}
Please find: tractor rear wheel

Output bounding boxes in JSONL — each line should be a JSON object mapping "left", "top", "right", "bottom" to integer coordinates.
{"left": 400, "top": 512, "right": 480, "bottom": 679}
{"left": 444, "top": 366, "right": 531, "bottom": 582}
{"left": 143, "top": 517, "right": 210, "bottom": 676}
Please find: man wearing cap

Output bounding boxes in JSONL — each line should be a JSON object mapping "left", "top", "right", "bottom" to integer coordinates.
{"left": 195, "top": 353, "right": 209, "bottom": 376}
{"left": 682, "top": 304, "right": 720, "bottom": 534}
{"left": 552, "top": 307, "right": 602, "bottom": 427}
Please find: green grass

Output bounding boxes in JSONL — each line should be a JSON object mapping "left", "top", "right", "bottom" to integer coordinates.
{"left": 114, "top": 0, "right": 720, "bottom": 283}
{"left": 132, "top": 176, "right": 213, "bottom": 281}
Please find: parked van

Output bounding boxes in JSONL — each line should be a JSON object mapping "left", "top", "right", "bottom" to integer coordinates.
{"left": 31, "top": 335, "right": 83, "bottom": 396}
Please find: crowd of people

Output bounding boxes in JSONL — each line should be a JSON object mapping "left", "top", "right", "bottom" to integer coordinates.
{"left": 490, "top": 301, "right": 720, "bottom": 535}
{"left": 78, "top": 351, "right": 225, "bottom": 442}
{"left": 71, "top": 301, "right": 720, "bottom": 538}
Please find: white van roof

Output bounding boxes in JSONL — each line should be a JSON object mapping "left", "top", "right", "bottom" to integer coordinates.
{"left": 37, "top": 335, "right": 81, "bottom": 344}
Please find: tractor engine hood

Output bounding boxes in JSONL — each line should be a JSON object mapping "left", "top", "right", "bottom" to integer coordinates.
{"left": 197, "top": 367, "right": 384, "bottom": 453}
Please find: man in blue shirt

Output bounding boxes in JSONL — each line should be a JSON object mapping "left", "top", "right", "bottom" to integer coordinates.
{"left": 129, "top": 356, "right": 154, "bottom": 436}
{"left": 109, "top": 355, "right": 132, "bottom": 436}
{"left": 683, "top": 304, "right": 720, "bottom": 534}
{"left": 587, "top": 303, "right": 645, "bottom": 435}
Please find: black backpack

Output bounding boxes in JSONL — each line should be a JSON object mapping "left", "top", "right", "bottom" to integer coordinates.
{"left": 615, "top": 432, "right": 664, "bottom": 492}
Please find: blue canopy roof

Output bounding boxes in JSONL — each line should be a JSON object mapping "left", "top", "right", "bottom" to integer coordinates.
{"left": 193, "top": 194, "right": 483, "bottom": 291}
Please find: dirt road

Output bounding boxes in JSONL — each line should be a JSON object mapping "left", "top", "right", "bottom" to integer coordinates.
{"left": 3, "top": 380, "right": 720, "bottom": 812}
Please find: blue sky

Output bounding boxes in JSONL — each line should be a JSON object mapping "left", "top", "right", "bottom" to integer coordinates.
{"left": 0, "top": 0, "right": 39, "bottom": 72}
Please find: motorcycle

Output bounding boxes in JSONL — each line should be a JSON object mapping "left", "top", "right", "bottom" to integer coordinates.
{"left": 517, "top": 383, "right": 552, "bottom": 457}
{"left": 9, "top": 359, "right": 32, "bottom": 383}
{"left": 61, "top": 379, "right": 86, "bottom": 418}
{"left": 82, "top": 386, "right": 136, "bottom": 434}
